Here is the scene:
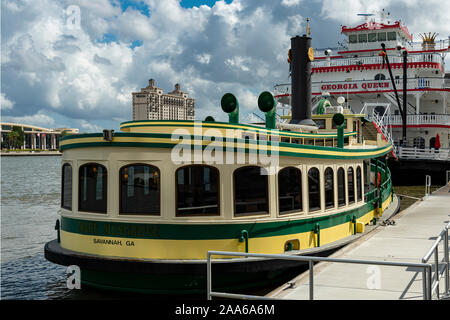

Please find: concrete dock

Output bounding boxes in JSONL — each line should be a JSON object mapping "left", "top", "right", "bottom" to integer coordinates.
{"left": 268, "top": 184, "right": 450, "bottom": 300}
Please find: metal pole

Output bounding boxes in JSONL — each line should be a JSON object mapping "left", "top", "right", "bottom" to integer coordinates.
{"left": 445, "top": 228, "right": 449, "bottom": 295}
{"left": 435, "top": 247, "right": 440, "bottom": 299}
{"left": 207, "top": 252, "right": 212, "bottom": 300}
{"left": 402, "top": 50, "right": 408, "bottom": 146}
{"left": 428, "top": 265, "right": 432, "bottom": 299}
{"left": 309, "top": 260, "right": 314, "bottom": 300}
{"left": 422, "top": 267, "right": 428, "bottom": 300}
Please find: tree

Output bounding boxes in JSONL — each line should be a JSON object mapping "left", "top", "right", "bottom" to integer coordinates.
{"left": 6, "top": 131, "right": 20, "bottom": 149}
{"left": 7, "top": 126, "right": 25, "bottom": 149}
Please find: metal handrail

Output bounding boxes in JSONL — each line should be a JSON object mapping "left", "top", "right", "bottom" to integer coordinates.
{"left": 207, "top": 251, "right": 433, "bottom": 300}
{"left": 421, "top": 222, "right": 450, "bottom": 299}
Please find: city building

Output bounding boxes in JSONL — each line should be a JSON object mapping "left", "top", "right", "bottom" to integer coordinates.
{"left": 132, "top": 79, "right": 195, "bottom": 121}
{"left": 0, "top": 122, "right": 79, "bottom": 150}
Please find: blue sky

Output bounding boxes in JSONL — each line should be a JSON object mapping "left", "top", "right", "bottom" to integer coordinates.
{"left": 1, "top": 0, "right": 449, "bottom": 133}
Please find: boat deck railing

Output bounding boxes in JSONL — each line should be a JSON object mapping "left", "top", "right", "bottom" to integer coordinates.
{"left": 207, "top": 222, "right": 450, "bottom": 300}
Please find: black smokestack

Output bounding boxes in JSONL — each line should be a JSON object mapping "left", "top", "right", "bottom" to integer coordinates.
{"left": 290, "top": 35, "right": 316, "bottom": 126}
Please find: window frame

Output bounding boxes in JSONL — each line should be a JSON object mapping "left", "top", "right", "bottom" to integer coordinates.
{"left": 358, "top": 33, "right": 368, "bottom": 43}
{"left": 61, "top": 162, "right": 72, "bottom": 210}
{"left": 175, "top": 164, "right": 220, "bottom": 217}
{"left": 233, "top": 166, "right": 269, "bottom": 217}
{"left": 78, "top": 162, "right": 108, "bottom": 214}
{"left": 368, "top": 33, "right": 377, "bottom": 42}
{"left": 324, "top": 167, "right": 334, "bottom": 209}
{"left": 308, "top": 167, "right": 321, "bottom": 213}
{"left": 348, "top": 166, "right": 355, "bottom": 205}
{"left": 356, "top": 166, "right": 362, "bottom": 202}
{"left": 278, "top": 166, "right": 303, "bottom": 215}
{"left": 337, "top": 167, "right": 346, "bottom": 207}
{"left": 377, "top": 32, "right": 387, "bottom": 42}
{"left": 119, "top": 163, "right": 161, "bottom": 216}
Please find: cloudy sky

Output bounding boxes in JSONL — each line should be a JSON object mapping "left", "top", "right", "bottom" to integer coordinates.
{"left": 1, "top": 0, "right": 449, "bottom": 132}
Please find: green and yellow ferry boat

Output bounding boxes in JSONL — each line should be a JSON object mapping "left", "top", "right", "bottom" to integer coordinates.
{"left": 44, "top": 35, "right": 396, "bottom": 294}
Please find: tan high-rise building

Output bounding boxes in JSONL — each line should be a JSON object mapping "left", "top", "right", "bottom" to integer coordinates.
{"left": 132, "top": 79, "right": 195, "bottom": 121}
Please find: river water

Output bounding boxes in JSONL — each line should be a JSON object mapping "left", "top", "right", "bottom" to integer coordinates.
{"left": 0, "top": 156, "right": 440, "bottom": 300}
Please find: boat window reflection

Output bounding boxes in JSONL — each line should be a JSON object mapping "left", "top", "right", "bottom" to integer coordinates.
{"left": 78, "top": 163, "right": 107, "bottom": 213}
{"left": 278, "top": 167, "right": 302, "bottom": 214}
{"left": 348, "top": 167, "right": 355, "bottom": 204}
{"left": 324, "top": 167, "right": 334, "bottom": 209}
{"left": 120, "top": 164, "right": 160, "bottom": 215}
{"left": 356, "top": 166, "right": 362, "bottom": 202}
{"left": 308, "top": 167, "right": 321, "bottom": 212}
{"left": 337, "top": 167, "right": 346, "bottom": 207}
{"left": 62, "top": 163, "right": 72, "bottom": 210}
{"left": 176, "top": 165, "right": 219, "bottom": 216}
{"left": 234, "top": 166, "right": 268, "bottom": 216}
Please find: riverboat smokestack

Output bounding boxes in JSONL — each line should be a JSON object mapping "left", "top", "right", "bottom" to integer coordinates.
{"left": 290, "top": 35, "right": 316, "bottom": 126}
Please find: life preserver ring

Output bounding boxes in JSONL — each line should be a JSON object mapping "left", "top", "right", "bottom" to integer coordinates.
{"left": 287, "top": 49, "right": 292, "bottom": 63}
{"left": 376, "top": 172, "right": 381, "bottom": 187}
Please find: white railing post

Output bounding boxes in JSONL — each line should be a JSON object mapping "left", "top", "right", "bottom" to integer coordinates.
{"left": 425, "top": 175, "right": 431, "bottom": 196}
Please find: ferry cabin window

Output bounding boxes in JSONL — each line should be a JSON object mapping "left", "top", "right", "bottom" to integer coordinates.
{"left": 61, "top": 163, "right": 72, "bottom": 210}
{"left": 356, "top": 166, "right": 362, "bottom": 202}
{"left": 308, "top": 168, "right": 321, "bottom": 212}
{"left": 315, "top": 119, "right": 326, "bottom": 129}
{"left": 120, "top": 164, "right": 160, "bottom": 215}
{"left": 358, "top": 34, "right": 367, "bottom": 43}
{"left": 349, "top": 35, "right": 357, "bottom": 44}
{"left": 368, "top": 33, "right": 377, "bottom": 42}
{"left": 278, "top": 167, "right": 302, "bottom": 214}
{"left": 378, "top": 32, "right": 387, "bottom": 42}
{"left": 176, "top": 165, "right": 219, "bottom": 216}
{"left": 348, "top": 167, "right": 355, "bottom": 204}
{"left": 387, "top": 32, "right": 397, "bottom": 41}
{"left": 324, "top": 167, "right": 334, "bottom": 209}
{"left": 234, "top": 166, "right": 268, "bottom": 216}
{"left": 78, "top": 163, "right": 107, "bottom": 213}
{"left": 337, "top": 168, "right": 346, "bottom": 207}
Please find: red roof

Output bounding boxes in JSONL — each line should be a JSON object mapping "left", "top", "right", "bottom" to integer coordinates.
{"left": 341, "top": 21, "right": 412, "bottom": 41}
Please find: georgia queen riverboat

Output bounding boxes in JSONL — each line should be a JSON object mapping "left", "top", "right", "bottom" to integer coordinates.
{"left": 45, "top": 33, "right": 396, "bottom": 295}
{"left": 275, "top": 11, "right": 450, "bottom": 185}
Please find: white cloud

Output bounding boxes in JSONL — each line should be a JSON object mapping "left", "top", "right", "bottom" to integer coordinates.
{"left": 282, "top": 0, "right": 302, "bottom": 7}
{"left": 1, "top": 0, "right": 448, "bottom": 133}
{"left": 2, "top": 113, "right": 55, "bottom": 128}
{"left": 1, "top": 93, "right": 15, "bottom": 110}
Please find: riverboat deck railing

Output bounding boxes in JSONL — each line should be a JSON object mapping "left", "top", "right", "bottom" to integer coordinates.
{"left": 312, "top": 52, "right": 443, "bottom": 68}
{"left": 207, "top": 222, "right": 450, "bottom": 300}
{"left": 394, "top": 147, "right": 450, "bottom": 161}
{"left": 275, "top": 77, "right": 448, "bottom": 99}
{"left": 312, "top": 39, "right": 449, "bottom": 59}
{"left": 389, "top": 114, "right": 450, "bottom": 126}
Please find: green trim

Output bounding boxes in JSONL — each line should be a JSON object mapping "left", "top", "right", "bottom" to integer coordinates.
{"left": 60, "top": 141, "right": 391, "bottom": 159}
{"left": 118, "top": 120, "right": 358, "bottom": 139}
{"left": 60, "top": 132, "right": 392, "bottom": 159}
{"left": 61, "top": 200, "right": 383, "bottom": 241}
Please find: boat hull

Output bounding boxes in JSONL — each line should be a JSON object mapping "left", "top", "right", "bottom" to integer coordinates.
{"left": 45, "top": 239, "right": 346, "bottom": 295}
